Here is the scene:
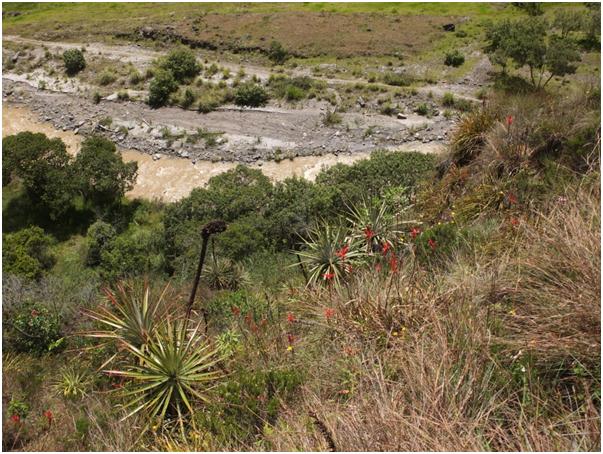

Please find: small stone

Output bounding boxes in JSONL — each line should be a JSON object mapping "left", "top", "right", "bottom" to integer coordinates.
{"left": 152, "top": 153, "right": 162, "bottom": 161}
{"left": 397, "top": 113, "right": 407, "bottom": 120}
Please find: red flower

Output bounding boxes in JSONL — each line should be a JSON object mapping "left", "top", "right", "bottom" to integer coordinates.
{"left": 381, "top": 242, "right": 391, "bottom": 255}
{"left": 510, "top": 217, "right": 520, "bottom": 227}
{"left": 428, "top": 238, "right": 437, "bottom": 250}
{"left": 389, "top": 255, "right": 399, "bottom": 273}
{"left": 375, "top": 262, "right": 382, "bottom": 273}
{"left": 287, "top": 333, "right": 295, "bottom": 345}
{"left": 410, "top": 227, "right": 421, "bottom": 239}
{"left": 324, "top": 308, "right": 335, "bottom": 320}
{"left": 287, "top": 312, "right": 295, "bottom": 323}
{"left": 323, "top": 271, "right": 335, "bottom": 280}
{"left": 507, "top": 192, "right": 518, "bottom": 205}
{"left": 364, "top": 226, "right": 375, "bottom": 240}
{"left": 335, "top": 244, "right": 349, "bottom": 260}
{"left": 506, "top": 115, "right": 513, "bottom": 126}
{"left": 31, "top": 309, "right": 39, "bottom": 317}
{"left": 43, "top": 410, "right": 53, "bottom": 424}
{"left": 11, "top": 414, "right": 20, "bottom": 424}
{"left": 231, "top": 306, "right": 241, "bottom": 316}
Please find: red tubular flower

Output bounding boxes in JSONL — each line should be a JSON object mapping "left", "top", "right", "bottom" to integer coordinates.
{"left": 287, "top": 312, "right": 295, "bottom": 323}
{"left": 510, "top": 217, "right": 520, "bottom": 227}
{"left": 506, "top": 115, "right": 513, "bottom": 126}
{"left": 43, "top": 410, "right": 53, "bottom": 424}
{"left": 335, "top": 244, "right": 349, "bottom": 260}
{"left": 324, "top": 308, "right": 335, "bottom": 320}
{"left": 389, "top": 255, "right": 399, "bottom": 273}
{"left": 287, "top": 333, "right": 295, "bottom": 345}
{"left": 364, "top": 226, "right": 375, "bottom": 240}
{"left": 231, "top": 306, "right": 241, "bottom": 316}
{"left": 381, "top": 242, "right": 391, "bottom": 255}
{"left": 31, "top": 309, "right": 39, "bottom": 317}
{"left": 11, "top": 414, "right": 20, "bottom": 424}
{"left": 507, "top": 192, "right": 518, "bottom": 205}
{"left": 323, "top": 271, "right": 335, "bottom": 280}
{"left": 428, "top": 238, "right": 437, "bottom": 250}
{"left": 410, "top": 227, "right": 421, "bottom": 239}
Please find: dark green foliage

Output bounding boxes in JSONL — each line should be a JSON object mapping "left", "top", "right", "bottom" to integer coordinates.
{"left": 234, "top": 82, "right": 269, "bottom": 107}
{"left": 485, "top": 17, "right": 581, "bottom": 88}
{"left": 72, "top": 136, "right": 138, "bottom": 213}
{"left": 206, "top": 289, "right": 270, "bottom": 330}
{"left": 414, "top": 222, "right": 464, "bottom": 265}
{"left": 382, "top": 71, "right": 414, "bottom": 86}
{"left": 160, "top": 47, "right": 200, "bottom": 82}
{"left": 11, "top": 303, "right": 62, "bottom": 354}
{"left": 267, "top": 75, "right": 318, "bottom": 101}
{"left": 512, "top": 2, "right": 544, "bottom": 16}
{"left": 196, "top": 368, "right": 302, "bottom": 445}
{"left": 3, "top": 132, "right": 75, "bottom": 219}
{"left": 148, "top": 69, "right": 179, "bottom": 108}
{"left": 315, "top": 151, "right": 436, "bottom": 212}
{"left": 268, "top": 40, "right": 288, "bottom": 64}
{"left": 63, "top": 48, "right": 85, "bottom": 75}
{"left": 3, "top": 226, "right": 56, "bottom": 280}
{"left": 85, "top": 220, "right": 116, "bottom": 266}
{"left": 444, "top": 50, "right": 465, "bottom": 67}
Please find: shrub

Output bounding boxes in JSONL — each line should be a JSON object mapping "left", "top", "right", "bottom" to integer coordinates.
{"left": 148, "top": 69, "right": 178, "bottom": 108}
{"left": 97, "top": 69, "right": 116, "bottom": 86}
{"left": 160, "top": 47, "right": 200, "bottom": 82}
{"left": 442, "top": 92, "right": 455, "bottom": 107}
{"left": 285, "top": 85, "right": 305, "bottom": 101}
{"left": 415, "top": 103, "right": 430, "bottom": 116}
{"left": 92, "top": 91, "right": 102, "bottom": 104}
{"left": 86, "top": 220, "right": 116, "bottom": 266}
{"left": 322, "top": 108, "right": 342, "bottom": 126}
{"left": 444, "top": 50, "right": 465, "bottom": 67}
{"left": 234, "top": 82, "right": 269, "bottom": 107}
{"left": 268, "top": 40, "right": 288, "bottom": 64}
{"left": 382, "top": 71, "right": 413, "bottom": 86}
{"left": 63, "top": 48, "right": 85, "bottom": 75}
{"left": 181, "top": 88, "right": 196, "bottom": 108}
{"left": 11, "top": 303, "right": 62, "bottom": 354}
{"left": 3, "top": 226, "right": 56, "bottom": 281}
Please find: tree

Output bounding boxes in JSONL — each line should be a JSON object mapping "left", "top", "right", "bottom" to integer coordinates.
{"left": 554, "top": 9, "right": 585, "bottom": 38}
{"left": 2, "top": 132, "right": 75, "bottom": 219}
{"left": 72, "top": 136, "right": 138, "bottom": 213}
{"left": 160, "top": 47, "right": 200, "bottom": 82}
{"left": 512, "top": 2, "right": 544, "bottom": 16}
{"left": 234, "top": 82, "right": 269, "bottom": 107}
{"left": 3, "top": 226, "right": 56, "bottom": 280}
{"left": 485, "top": 17, "right": 581, "bottom": 88}
{"left": 86, "top": 220, "right": 117, "bottom": 266}
{"left": 148, "top": 69, "right": 178, "bottom": 108}
{"left": 63, "top": 48, "right": 86, "bottom": 76}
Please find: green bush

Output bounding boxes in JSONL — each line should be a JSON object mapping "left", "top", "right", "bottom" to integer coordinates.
{"left": 148, "top": 69, "right": 179, "bottom": 108}
{"left": 63, "top": 48, "right": 85, "bottom": 75}
{"left": 444, "top": 50, "right": 465, "bottom": 67}
{"left": 382, "top": 71, "right": 414, "bottom": 86}
{"left": 11, "top": 303, "right": 62, "bottom": 354}
{"left": 442, "top": 92, "right": 455, "bottom": 107}
{"left": 3, "top": 226, "right": 56, "bottom": 281}
{"left": 268, "top": 40, "right": 288, "bottom": 64}
{"left": 85, "top": 220, "right": 116, "bottom": 266}
{"left": 97, "top": 69, "right": 116, "bottom": 86}
{"left": 160, "top": 47, "right": 200, "bottom": 82}
{"left": 234, "top": 82, "right": 269, "bottom": 107}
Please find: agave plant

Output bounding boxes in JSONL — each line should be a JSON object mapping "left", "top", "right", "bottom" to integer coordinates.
{"left": 106, "top": 319, "right": 223, "bottom": 434}
{"left": 296, "top": 222, "right": 364, "bottom": 286}
{"left": 84, "top": 281, "right": 172, "bottom": 350}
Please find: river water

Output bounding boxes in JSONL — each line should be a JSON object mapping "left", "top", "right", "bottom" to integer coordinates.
{"left": 3, "top": 105, "right": 440, "bottom": 202}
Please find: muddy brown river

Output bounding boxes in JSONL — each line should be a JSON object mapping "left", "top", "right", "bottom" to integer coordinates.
{"left": 3, "top": 105, "right": 442, "bottom": 201}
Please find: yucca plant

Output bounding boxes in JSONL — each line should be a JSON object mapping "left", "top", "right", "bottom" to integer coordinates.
{"left": 84, "top": 281, "right": 172, "bottom": 350}
{"left": 296, "top": 222, "right": 364, "bottom": 286}
{"left": 346, "top": 198, "right": 404, "bottom": 254}
{"left": 106, "top": 319, "right": 223, "bottom": 435}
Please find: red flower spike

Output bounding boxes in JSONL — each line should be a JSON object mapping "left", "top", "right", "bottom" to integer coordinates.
{"left": 287, "top": 333, "right": 295, "bottom": 345}
{"left": 31, "top": 309, "right": 39, "bottom": 317}
{"left": 410, "top": 227, "right": 421, "bottom": 239}
{"left": 389, "top": 255, "right": 399, "bottom": 273}
{"left": 231, "top": 306, "right": 241, "bottom": 316}
{"left": 323, "top": 271, "right": 335, "bottom": 280}
{"left": 510, "top": 217, "right": 520, "bottom": 227}
{"left": 428, "top": 238, "right": 437, "bottom": 251}
{"left": 506, "top": 115, "right": 514, "bottom": 126}
{"left": 43, "top": 410, "right": 53, "bottom": 424}
{"left": 324, "top": 308, "right": 335, "bottom": 320}
{"left": 11, "top": 414, "right": 20, "bottom": 424}
{"left": 381, "top": 242, "right": 391, "bottom": 255}
{"left": 508, "top": 192, "right": 518, "bottom": 205}
{"left": 375, "top": 263, "right": 382, "bottom": 273}
{"left": 364, "top": 227, "right": 375, "bottom": 240}
{"left": 335, "top": 244, "right": 349, "bottom": 260}
{"left": 287, "top": 313, "right": 295, "bottom": 323}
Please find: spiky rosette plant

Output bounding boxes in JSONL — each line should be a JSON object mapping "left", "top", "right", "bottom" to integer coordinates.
{"left": 106, "top": 319, "right": 224, "bottom": 435}
{"left": 202, "top": 258, "right": 250, "bottom": 290}
{"left": 296, "top": 222, "right": 364, "bottom": 286}
{"left": 83, "top": 281, "right": 172, "bottom": 350}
